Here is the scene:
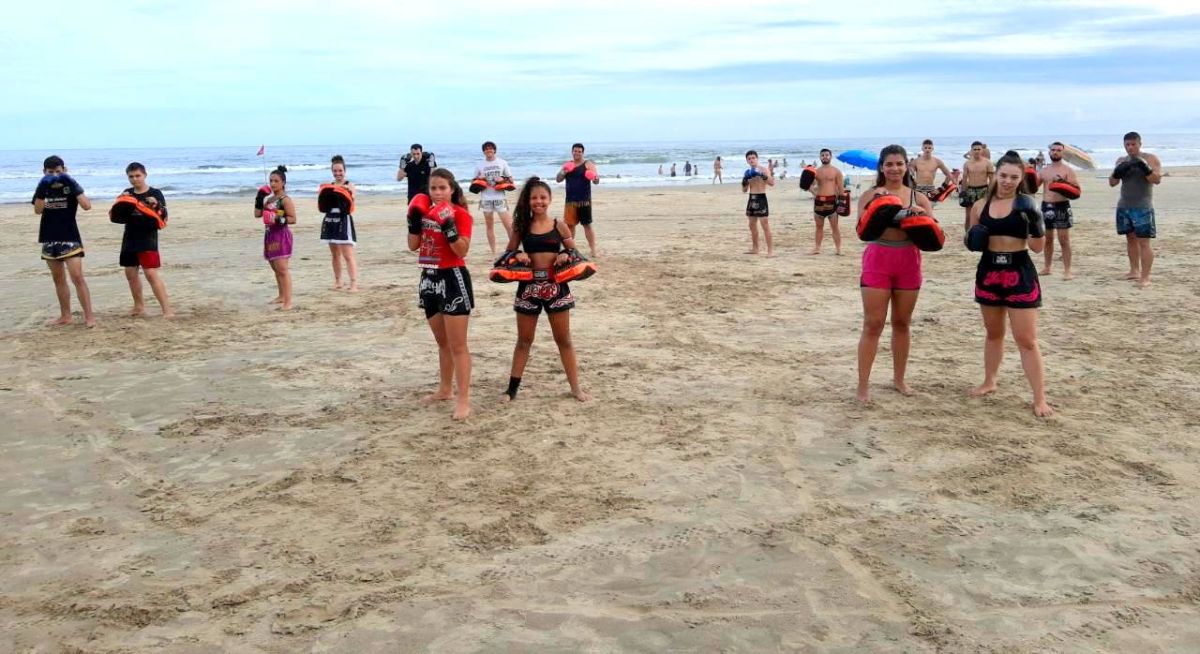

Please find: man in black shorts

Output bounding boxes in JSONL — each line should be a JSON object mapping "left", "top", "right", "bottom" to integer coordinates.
{"left": 1038, "top": 141, "right": 1080, "bottom": 278}
{"left": 742, "top": 150, "right": 775, "bottom": 256}
{"left": 33, "top": 155, "right": 97, "bottom": 327}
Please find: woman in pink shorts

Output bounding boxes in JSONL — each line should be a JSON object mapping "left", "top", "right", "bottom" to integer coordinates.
{"left": 856, "top": 144, "right": 937, "bottom": 403}
{"left": 256, "top": 165, "right": 297, "bottom": 310}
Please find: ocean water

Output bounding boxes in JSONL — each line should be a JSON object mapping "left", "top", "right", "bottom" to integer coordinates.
{"left": 3, "top": 134, "right": 1199, "bottom": 203}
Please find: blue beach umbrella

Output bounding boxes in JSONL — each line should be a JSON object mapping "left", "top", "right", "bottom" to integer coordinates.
{"left": 836, "top": 149, "right": 879, "bottom": 171}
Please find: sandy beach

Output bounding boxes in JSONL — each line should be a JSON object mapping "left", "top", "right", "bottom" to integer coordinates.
{"left": 2, "top": 169, "right": 1199, "bottom": 652}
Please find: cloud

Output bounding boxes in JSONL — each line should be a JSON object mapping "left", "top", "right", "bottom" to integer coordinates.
{"left": 1, "top": 0, "right": 1198, "bottom": 147}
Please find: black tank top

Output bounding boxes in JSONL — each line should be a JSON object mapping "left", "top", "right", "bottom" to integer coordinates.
{"left": 522, "top": 220, "right": 563, "bottom": 253}
{"left": 979, "top": 196, "right": 1032, "bottom": 239}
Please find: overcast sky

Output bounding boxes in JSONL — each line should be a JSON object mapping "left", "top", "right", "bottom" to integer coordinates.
{"left": 4, "top": 0, "right": 1199, "bottom": 149}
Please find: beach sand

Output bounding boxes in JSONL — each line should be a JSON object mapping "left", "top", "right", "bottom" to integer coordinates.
{"left": 2, "top": 170, "right": 1198, "bottom": 652}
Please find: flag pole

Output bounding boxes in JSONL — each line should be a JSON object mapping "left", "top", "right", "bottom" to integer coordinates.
{"left": 257, "top": 145, "right": 267, "bottom": 186}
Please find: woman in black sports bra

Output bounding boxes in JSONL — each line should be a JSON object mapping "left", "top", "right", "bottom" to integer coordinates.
{"left": 964, "top": 152, "right": 1052, "bottom": 417}
{"left": 498, "top": 177, "right": 590, "bottom": 403}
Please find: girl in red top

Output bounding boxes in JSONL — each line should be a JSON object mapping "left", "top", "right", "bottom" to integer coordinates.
{"left": 406, "top": 168, "right": 474, "bottom": 420}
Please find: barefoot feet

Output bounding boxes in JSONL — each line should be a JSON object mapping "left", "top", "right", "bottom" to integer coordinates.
{"left": 969, "top": 382, "right": 998, "bottom": 398}
{"left": 421, "top": 391, "right": 454, "bottom": 405}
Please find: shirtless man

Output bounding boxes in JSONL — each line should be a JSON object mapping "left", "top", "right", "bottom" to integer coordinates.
{"left": 809, "top": 148, "right": 845, "bottom": 255}
{"left": 1038, "top": 141, "right": 1080, "bottom": 279}
{"left": 959, "top": 141, "right": 994, "bottom": 230}
{"left": 909, "top": 139, "right": 954, "bottom": 200}
{"left": 1108, "top": 131, "right": 1162, "bottom": 288}
{"left": 741, "top": 150, "right": 775, "bottom": 256}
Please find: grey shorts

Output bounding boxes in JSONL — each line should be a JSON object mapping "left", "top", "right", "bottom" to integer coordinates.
{"left": 479, "top": 198, "right": 509, "bottom": 213}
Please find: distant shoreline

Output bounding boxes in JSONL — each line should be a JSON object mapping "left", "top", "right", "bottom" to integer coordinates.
{"left": 6, "top": 165, "right": 1197, "bottom": 206}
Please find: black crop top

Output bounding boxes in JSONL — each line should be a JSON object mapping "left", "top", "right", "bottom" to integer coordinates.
{"left": 522, "top": 220, "right": 564, "bottom": 253}
{"left": 979, "top": 194, "right": 1042, "bottom": 239}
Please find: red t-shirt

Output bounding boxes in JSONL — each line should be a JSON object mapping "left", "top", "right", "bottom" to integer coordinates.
{"left": 418, "top": 203, "right": 473, "bottom": 268}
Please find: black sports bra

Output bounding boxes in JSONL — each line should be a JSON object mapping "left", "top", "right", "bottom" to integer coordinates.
{"left": 979, "top": 196, "right": 1033, "bottom": 239}
{"left": 522, "top": 220, "right": 564, "bottom": 254}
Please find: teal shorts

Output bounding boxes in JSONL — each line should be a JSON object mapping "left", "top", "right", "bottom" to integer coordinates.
{"left": 1116, "top": 207, "right": 1155, "bottom": 238}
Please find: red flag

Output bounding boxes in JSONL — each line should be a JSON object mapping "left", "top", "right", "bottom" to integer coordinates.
{"left": 256, "top": 145, "right": 265, "bottom": 156}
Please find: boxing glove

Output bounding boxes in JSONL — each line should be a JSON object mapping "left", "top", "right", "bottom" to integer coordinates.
{"left": 1014, "top": 194, "right": 1045, "bottom": 238}
{"left": 468, "top": 178, "right": 488, "bottom": 194}
{"left": 426, "top": 202, "right": 459, "bottom": 243}
{"left": 35, "top": 174, "right": 57, "bottom": 197}
{"left": 584, "top": 169, "right": 598, "bottom": 182}
{"left": 407, "top": 193, "right": 431, "bottom": 235}
{"left": 254, "top": 185, "right": 270, "bottom": 210}
{"left": 562, "top": 161, "right": 577, "bottom": 174}
{"left": 55, "top": 174, "right": 79, "bottom": 194}
{"left": 1111, "top": 160, "right": 1133, "bottom": 179}
{"left": 261, "top": 208, "right": 276, "bottom": 226}
{"left": 1130, "top": 158, "right": 1153, "bottom": 177}
{"left": 965, "top": 224, "right": 990, "bottom": 251}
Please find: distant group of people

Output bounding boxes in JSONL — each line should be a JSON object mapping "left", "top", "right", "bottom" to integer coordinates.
{"left": 29, "top": 133, "right": 1164, "bottom": 418}
{"left": 662, "top": 153, "right": 792, "bottom": 183}
{"left": 659, "top": 161, "right": 702, "bottom": 178}
{"left": 724, "top": 134, "right": 1159, "bottom": 416}
{"left": 30, "top": 142, "right": 606, "bottom": 421}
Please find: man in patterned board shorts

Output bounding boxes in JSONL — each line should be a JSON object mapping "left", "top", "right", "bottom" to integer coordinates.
{"left": 960, "top": 141, "right": 994, "bottom": 230}
{"left": 1108, "top": 131, "right": 1163, "bottom": 288}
